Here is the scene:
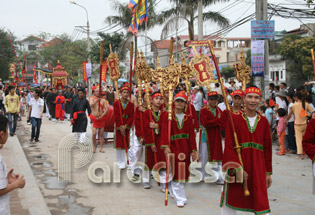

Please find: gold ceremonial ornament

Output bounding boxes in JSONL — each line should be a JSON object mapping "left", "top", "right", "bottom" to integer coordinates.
{"left": 140, "top": 51, "right": 154, "bottom": 110}
{"left": 234, "top": 49, "right": 251, "bottom": 91}
{"left": 180, "top": 52, "right": 193, "bottom": 103}
{"left": 163, "top": 56, "right": 180, "bottom": 120}
{"left": 107, "top": 44, "right": 121, "bottom": 97}
{"left": 152, "top": 57, "right": 165, "bottom": 95}
{"left": 135, "top": 51, "right": 144, "bottom": 106}
{"left": 189, "top": 46, "right": 215, "bottom": 92}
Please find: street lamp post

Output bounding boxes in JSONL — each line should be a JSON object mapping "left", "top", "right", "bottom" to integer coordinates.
{"left": 70, "top": 1, "right": 91, "bottom": 96}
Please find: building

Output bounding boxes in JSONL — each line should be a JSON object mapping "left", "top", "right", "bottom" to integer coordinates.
{"left": 19, "top": 35, "right": 46, "bottom": 52}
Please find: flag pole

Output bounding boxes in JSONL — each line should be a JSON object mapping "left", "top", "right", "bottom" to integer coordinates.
{"left": 208, "top": 40, "right": 250, "bottom": 197}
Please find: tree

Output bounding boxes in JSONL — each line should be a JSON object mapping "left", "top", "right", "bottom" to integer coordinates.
{"left": 0, "top": 29, "right": 16, "bottom": 80}
{"left": 279, "top": 36, "right": 315, "bottom": 82}
{"left": 39, "top": 34, "right": 88, "bottom": 77}
{"left": 159, "top": 0, "right": 230, "bottom": 41}
{"left": 221, "top": 66, "right": 235, "bottom": 79}
{"left": 90, "top": 32, "right": 126, "bottom": 64}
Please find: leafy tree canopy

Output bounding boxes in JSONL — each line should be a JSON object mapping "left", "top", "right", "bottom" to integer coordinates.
{"left": 279, "top": 36, "right": 315, "bottom": 81}
{"left": 0, "top": 28, "right": 16, "bottom": 80}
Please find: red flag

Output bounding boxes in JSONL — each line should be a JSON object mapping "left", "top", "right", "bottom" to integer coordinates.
{"left": 82, "top": 61, "right": 88, "bottom": 82}
{"left": 101, "top": 59, "right": 107, "bottom": 82}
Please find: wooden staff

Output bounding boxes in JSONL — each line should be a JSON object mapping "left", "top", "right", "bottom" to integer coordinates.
{"left": 208, "top": 41, "right": 250, "bottom": 197}
{"left": 165, "top": 38, "right": 175, "bottom": 206}
{"left": 129, "top": 42, "right": 134, "bottom": 99}
{"left": 311, "top": 49, "right": 315, "bottom": 81}
{"left": 99, "top": 41, "right": 104, "bottom": 110}
{"left": 109, "top": 44, "right": 129, "bottom": 165}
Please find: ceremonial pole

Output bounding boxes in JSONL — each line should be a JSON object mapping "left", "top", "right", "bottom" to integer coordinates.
{"left": 208, "top": 41, "right": 250, "bottom": 197}
{"left": 129, "top": 42, "right": 134, "bottom": 99}
{"left": 311, "top": 49, "right": 315, "bottom": 81}
{"left": 165, "top": 37, "right": 180, "bottom": 206}
{"left": 99, "top": 41, "right": 104, "bottom": 110}
{"left": 108, "top": 44, "right": 129, "bottom": 165}
{"left": 141, "top": 52, "right": 160, "bottom": 187}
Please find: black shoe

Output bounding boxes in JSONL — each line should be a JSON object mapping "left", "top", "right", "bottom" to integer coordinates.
{"left": 35, "top": 139, "right": 40, "bottom": 142}
{"left": 30, "top": 138, "right": 34, "bottom": 142}
{"left": 9, "top": 133, "right": 13, "bottom": 137}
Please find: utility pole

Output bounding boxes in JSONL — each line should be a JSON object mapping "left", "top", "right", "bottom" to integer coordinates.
{"left": 198, "top": 0, "right": 203, "bottom": 41}
{"left": 255, "top": 0, "right": 269, "bottom": 98}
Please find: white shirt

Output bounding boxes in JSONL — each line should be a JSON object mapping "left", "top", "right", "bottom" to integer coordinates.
{"left": 288, "top": 103, "right": 295, "bottom": 122}
{"left": 218, "top": 102, "right": 226, "bottom": 111}
{"left": 193, "top": 92, "right": 203, "bottom": 111}
{"left": 247, "top": 114, "right": 257, "bottom": 128}
{"left": 0, "top": 155, "right": 10, "bottom": 215}
{"left": 30, "top": 97, "right": 44, "bottom": 118}
{"left": 176, "top": 113, "right": 185, "bottom": 126}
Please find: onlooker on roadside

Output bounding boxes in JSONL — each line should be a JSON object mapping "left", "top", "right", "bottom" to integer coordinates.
{"left": 0, "top": 114, "right": 26, "bottom": 215}
{"left": 20, "top": 92, "right": 26, "bottom": 117}
{"left": 192, "top": 86, "right": 203, "bottom": 123}
{"left": 277, "top": 108, "right": 287, "bottom": 156}
{"left": 27, "top": 89, "right": 44, "bottom": 142}
{"left": 4, "top": 86, "right": 20, "bottom": 136}
{"left": 280, "top": 82, "right": 288, "bottom": 93}
{"left": 286, "top": 92, "right": 297, "bottom": 154}
{"left": 292, "top": 92, "right": 313, "bottom": 160}
{"left": 305, "top": 95, "right": 315, "bottom": 116}
{"left": 0, "top": 86, "right": 5, "bottom": 114}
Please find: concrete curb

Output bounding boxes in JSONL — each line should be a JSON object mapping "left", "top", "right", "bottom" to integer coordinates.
{"left": 8, "top": 136, "right": 51, "bottom": 215}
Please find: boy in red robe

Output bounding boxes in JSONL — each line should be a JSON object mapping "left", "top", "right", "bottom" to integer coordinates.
{"left": 143, "top": 91, "right": 167, "bottom": 190}
{"left": 54, "top": 90, "right": 66, "bottom": 122}
{"left": 221, "top": 87, "right": 272, "bottom": 215}
{"left": 161, "top": 91, "right": 198, "bottom": 207}
{"left": 132, "top": 89, "right": 151, "bottom": 181}
{"left": 114, "top": 85, "right": 134, "bottom": 169}
{"left": 199, "top": 91, "right": 224, "bottom": 184}
{"left": 302, "top": 118, "right": 315, "bottom": 195}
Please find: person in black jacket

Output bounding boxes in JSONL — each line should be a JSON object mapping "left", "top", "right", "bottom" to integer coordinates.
{"left": 47, "top": 88, "right": 57, "bottom": 122}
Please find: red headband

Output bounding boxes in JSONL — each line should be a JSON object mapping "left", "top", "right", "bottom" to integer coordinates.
{"left": 244, "top": 87, "right": 261, "bottom": 96}
{"left": 208, "top": 91, "right": 218, "bottom": 97}
{"left": 121, "top": 86, "right": 130, "bottom": 92}
{"left": 152, "top": 93, "right": 163, "bottom": 99}
{"left": 231, "top": 90, "right": 244, "bottom": 98}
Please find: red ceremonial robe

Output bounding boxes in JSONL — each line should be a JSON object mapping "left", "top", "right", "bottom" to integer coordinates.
{"left": 134, "top": 106, "right": 145, "bottom": 142}
{"left": 187, "top": 104, "right": 199, "bottom": 131}
{"left": 302, "top": 118, "right": 315, "bottom": 161}
{"left": 220, "top": 107, "right": 243, "bottom": 131}
{"left": 220, "top": 112, "right": 272, "bottom": 215}
{"left": 143, "top": 110, "right": 167, "bottom": 170}
{"left": 114, "top": 100, "right": 134, "bottom": 150}
{"left": 55, "top": 95, "right": 66, "bottom": 120}
{"left": 161, "top": 113, "right": 197, "bottom": 182}
{"left": 200, "top": 105, "right": 223, "bottom": 162}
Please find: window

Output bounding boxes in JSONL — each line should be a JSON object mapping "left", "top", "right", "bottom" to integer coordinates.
{"left": 28, "top": 45, "right": 36, "bottom": 51}
{"left": 280, "top": 70, "right": 283, "bottom": 80}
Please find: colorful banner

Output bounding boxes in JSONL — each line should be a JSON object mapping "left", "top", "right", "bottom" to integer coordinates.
{"left": 86, "top": 63, "right": 92, "bottom": 79}
{"left": 101, "top": 59, "right": 107, "bottom": 82}
{"left": 33, "top": 62, "right": 38, "bottom": 84}
{"left": 187, "top": 40, "right": 218, "bottom": 82}
{"left": 251, "top": 40, "right": 265, "bottom": 77}
{"left": 82, "top": 61, "right": 88, "bottom": 81}
{"left": 251, "top": 20, "right": 275, "bottom": 39}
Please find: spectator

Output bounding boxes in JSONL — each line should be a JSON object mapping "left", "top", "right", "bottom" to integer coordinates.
{"left": 277, "top": 108, "right": 287, "bottom": 156}
{"left": 305, "top": 95, "right": 315, "bottom": 115}
{"left": 269, "top": 83, "right": 275, "bottom": 101}
{"left": 28, "top": 89, "right": 44, "bottom": 142}
{"left": 0, "top": 114, "right": 26, "bottom": 215}
{"left": 20, "top": 92, "right": 26, "bottom": 117}
{"left": 280, "top": 82, "right": 288, "bottom": 92}
{"left": 192, "top": 86, "right": 203, "bottom": 123}
{"left": 4, "top": 86, "right": 20, "bottom": 136}
{"left": 286, "top": 92, "right": 296, "bottom": 154}
{"left": 292, "top": 92, "right": 313, "bottom": 160}
{"left": 0, "top": 86, "right": 5, "bottom": 114}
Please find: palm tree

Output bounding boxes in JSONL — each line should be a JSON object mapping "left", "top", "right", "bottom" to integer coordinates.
{"left": 159, "top": 0, "right": 230, "bottom": 41}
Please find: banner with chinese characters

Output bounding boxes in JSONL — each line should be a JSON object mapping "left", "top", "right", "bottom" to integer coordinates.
{"left": 82, "top": 61, "right": 88, "bottom": 81}
{"left": 251, "top": 40, "right": 265, "bottom": 77}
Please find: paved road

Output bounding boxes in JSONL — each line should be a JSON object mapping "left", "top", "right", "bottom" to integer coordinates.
{"left": 6, "top": 116, "right": 315, "bottom": 215}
